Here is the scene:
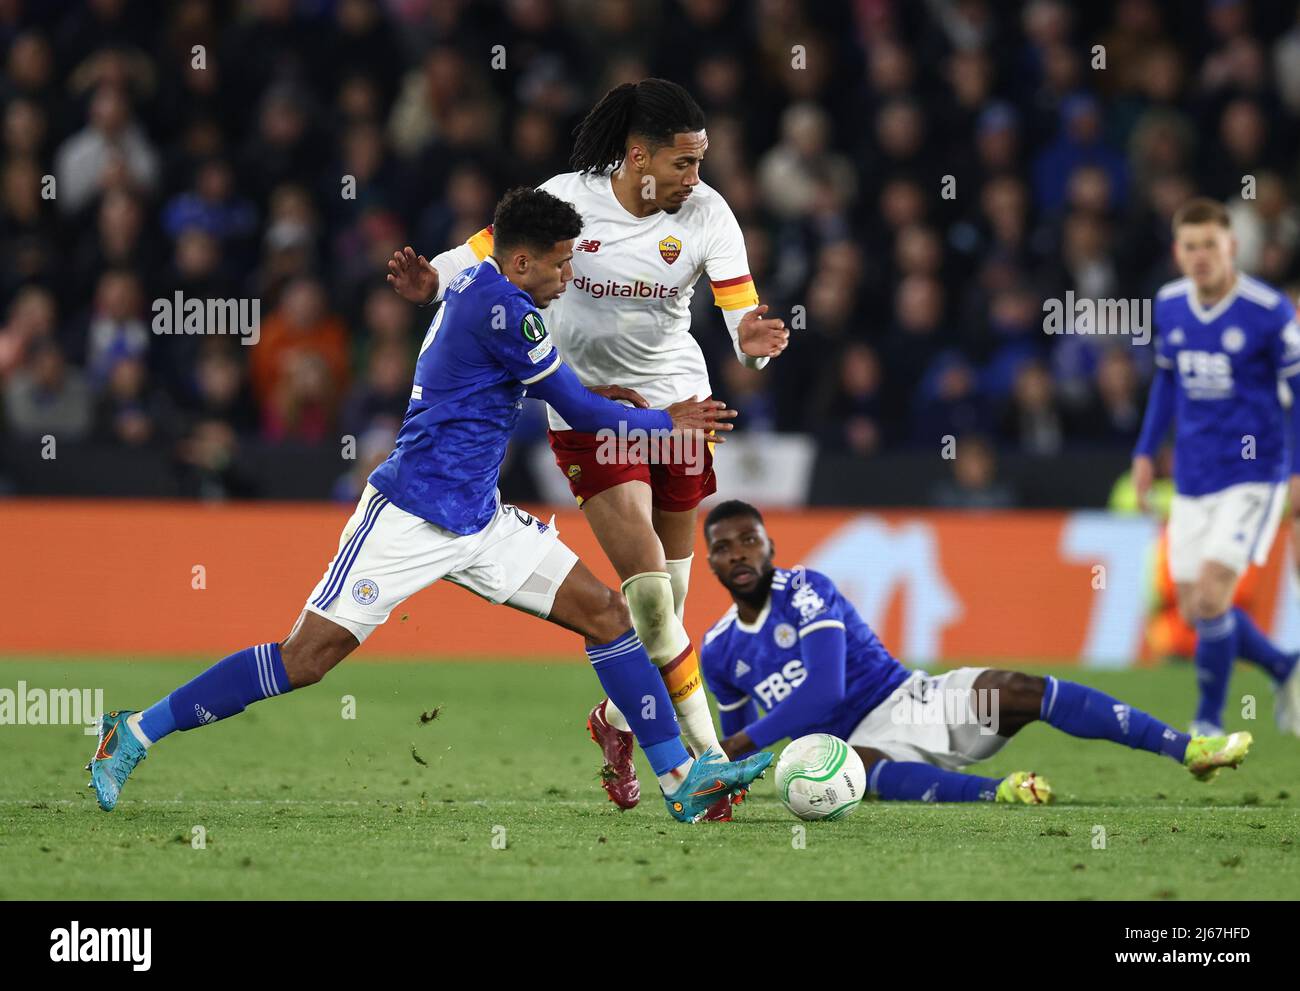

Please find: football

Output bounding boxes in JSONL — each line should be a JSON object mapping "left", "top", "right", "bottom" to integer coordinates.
{"left": 775, "top": 734, "right": 867, "bottom": 822}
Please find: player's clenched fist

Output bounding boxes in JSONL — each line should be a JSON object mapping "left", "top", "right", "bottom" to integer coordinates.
{"left": 738, "top": 304, "right": 788, "bottom": 357}
{"left": 665, "top": 397, "right": 738, "bottom": 441}
{"left": 387, "top": 246, "right": 439, "bottom": 305}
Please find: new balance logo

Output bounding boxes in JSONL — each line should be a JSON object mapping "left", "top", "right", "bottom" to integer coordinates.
{"left": 194, "top": 704, "right": 217, "bottom": 725}
{"left": 1113, "top": 704, "right": 1131, "bottom": 734}
{"left": 576, "top": 239, "right": 601, "bottom": 252}
{"left": 734, "top": 659, "right": 750, "bottom": 677}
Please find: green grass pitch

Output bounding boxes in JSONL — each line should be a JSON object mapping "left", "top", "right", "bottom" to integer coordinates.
{"left": 2, "top": 658, "right": 1297, "bottom": 900}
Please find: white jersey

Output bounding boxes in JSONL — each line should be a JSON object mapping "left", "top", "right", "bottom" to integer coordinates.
{"left": 431, "top": 170, "right": 762, "bottom": 430}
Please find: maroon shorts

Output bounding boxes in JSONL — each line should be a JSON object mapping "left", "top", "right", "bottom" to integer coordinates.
{"left": 547, "top": 428, "right": 717, "bottom": 512}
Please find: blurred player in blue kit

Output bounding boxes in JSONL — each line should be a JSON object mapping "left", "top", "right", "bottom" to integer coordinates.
{"left": 1132, "top": 197, "right": 1300, "bottom": 738}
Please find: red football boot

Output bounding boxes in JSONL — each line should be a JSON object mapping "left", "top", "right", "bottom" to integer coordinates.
{"left": 701, "top": 790, "right": 743, "bottom": 822}
{"left": 587, "top": 699, "right": 640, "bottom": 809}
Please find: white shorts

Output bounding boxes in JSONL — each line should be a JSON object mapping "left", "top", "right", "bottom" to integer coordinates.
{"left": 304, "top": 484, "right": 578, "bottom": 643}
{"left": 1167, "top": 480, "right": 1286, "bottom": 583}
{"left": 847, "top": 668, "right": 1008, "bottom": 771}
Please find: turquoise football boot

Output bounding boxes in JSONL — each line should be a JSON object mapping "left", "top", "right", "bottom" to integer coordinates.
{"left": 86, "top": 710, "right": 147, "bottom": 812}
{"left": 663, "top": 747, "right": 773, "bottom": 823}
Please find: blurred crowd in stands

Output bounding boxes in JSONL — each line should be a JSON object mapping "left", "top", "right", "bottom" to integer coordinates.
{"left": 2, "top": 0, "right": 1299, "bottom": 504}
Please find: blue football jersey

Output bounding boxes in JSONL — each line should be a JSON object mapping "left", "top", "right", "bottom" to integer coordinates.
{"left": 700, "top": 567, "right": 909, "bottom": 743}
{"left": 1153, "top": 274, "right": 1300, "bottom": 496}
{"left": 368, "top": 257, "right": 560, "bottom": 534}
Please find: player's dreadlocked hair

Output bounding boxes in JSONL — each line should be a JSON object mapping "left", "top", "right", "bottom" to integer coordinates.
{"left": 569, "top": 78, "right": 706, "bottom": 174}
{"left": 492, "top": 186, "right": 583, "bottom": 254}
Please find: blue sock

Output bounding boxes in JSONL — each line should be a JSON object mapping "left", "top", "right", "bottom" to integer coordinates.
{"left": 1193, "top": 611, "right": 1236, "bottom": 727}
{"left": 586, "top": 629, "right": 688, "bottom": 775}
{"left": 868, "top": 759, "right": 999, "bottom": 802}
{"left": 1232, "top": 607, "right": 1297, "bottom": 683}
{"left": 1041, "top": 676, "right": 1190, "bottom": 761}
{"left": 137, "top": 643, "right": 291, "bottom": 744}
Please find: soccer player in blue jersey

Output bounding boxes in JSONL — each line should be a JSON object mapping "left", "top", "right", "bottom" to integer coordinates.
{"left": 693, "top": 500, "right": 1251, "bottom": 804}
{"left": 86, "top": 188, "right": 771, "bottom": 822}
{"left": 1133, "top": 197, "right": 1300, "bottom": 738}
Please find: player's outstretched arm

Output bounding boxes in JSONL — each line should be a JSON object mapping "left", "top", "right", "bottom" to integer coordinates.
{"left": 736, "top": 303, "right": 788, "bottom": 359}
{"left": 386, "top": 246, "right": 440, "bottom": 305}
{"left": 1132, "top": 365, "right": 1175, "bottom": 511}
{"left": 389, "top": 227, "right": 493, "bottom": 305}
{"left": 664, "top": 395, "right": 738, "bottom": 440}
{"left": 728, "top": 625, "right": 849, "bottom": 755}
{"left": 588, "top": 384, "right": 755, "bottom": 434}
{"left": 526, "top": 361, "right": 661, "bottom": 432}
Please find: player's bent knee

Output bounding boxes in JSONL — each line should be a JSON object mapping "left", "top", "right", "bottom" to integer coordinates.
{"left": 975, "top": 670, "right": 1044, "bottom": 721}
{"left": 1005, "top": 672, "right": 1046, "bottom": 715}
{"left": 588, "top": 587, "right": 634, "bottom": 645}
{"left": 1191, "top": 588, "right": 1232, "bottom": 621}
{"left": 282, "top": 611, "right": 359, "bottom": 687}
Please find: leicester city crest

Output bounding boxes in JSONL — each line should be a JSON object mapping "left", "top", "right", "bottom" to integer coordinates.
{"left": 352, "top": 578, "right": 380, "bottom": 605}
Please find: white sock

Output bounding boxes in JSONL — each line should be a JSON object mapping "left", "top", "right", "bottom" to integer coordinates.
{"left": 665, "top": 555, "right": 693, "bottom": 623}
{"left": 603, "top": 698, "right": 632, "bottom": 732}
{"left": 608, "top": 691, "right": 720, "bottom": 759}
{"left": 125, "top": 711, "right": 153, "bottom": 748}
{"left": 656, "top": 756, "right": 695, "bottom": 793}
{"left": 672, "top": 685, "right": 722, "bottom": 758}
{"left": 622, "top": 571, "right": 724, "bottom": 758}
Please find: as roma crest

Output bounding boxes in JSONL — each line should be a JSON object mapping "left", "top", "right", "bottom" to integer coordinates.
{"left": 658, "top": 235, "right": 681, "bottom": 265}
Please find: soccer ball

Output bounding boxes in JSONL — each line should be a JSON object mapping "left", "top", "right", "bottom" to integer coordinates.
{"left": 775, "top": 734, "right": 866, "bottom": 822}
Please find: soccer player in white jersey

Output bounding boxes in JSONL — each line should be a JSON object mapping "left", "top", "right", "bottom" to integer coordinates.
{"left": 387, "top": 79, "right": 788, "bottom": 819}
{"left": 1133, "top": 197, "right": 1300, "bottom": 737}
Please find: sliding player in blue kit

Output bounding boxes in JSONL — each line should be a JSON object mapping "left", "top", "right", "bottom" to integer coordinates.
{"left": 693, "top": 500, "right": 1252, "bottom": 804}
{"left": 86, "top": 188, "right": 771, "bottom": 822}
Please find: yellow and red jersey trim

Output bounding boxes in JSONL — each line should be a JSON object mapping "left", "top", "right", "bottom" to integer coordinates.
{"left": 466, "top": 224, "right": 495, "bottom": 261}
{"left": 711, "top": 273, "right": 759, "bottom": 311}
